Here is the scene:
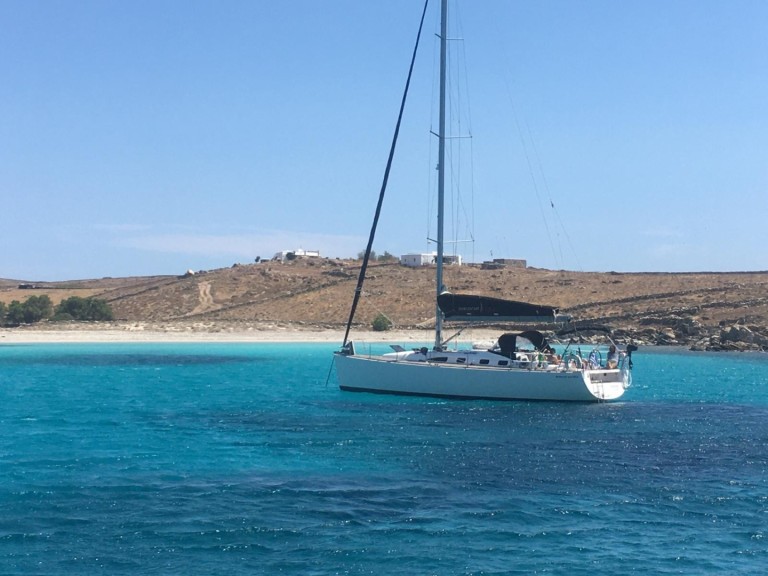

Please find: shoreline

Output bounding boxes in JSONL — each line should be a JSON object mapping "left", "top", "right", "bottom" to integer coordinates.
{"left": 0, "top": 322, "right": 467, "bottom": 344}
{"left": 2, "top": 322, "right": 764, "bottom": 353}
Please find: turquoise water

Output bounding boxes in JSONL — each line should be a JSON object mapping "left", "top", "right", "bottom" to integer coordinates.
{"left": 1, "top": 343, "right": 766, "bottom": 574}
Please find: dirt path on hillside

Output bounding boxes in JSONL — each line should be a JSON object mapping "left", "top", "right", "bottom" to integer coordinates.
{"left": 190, "top": 281, "right": 214, "bottom": 315}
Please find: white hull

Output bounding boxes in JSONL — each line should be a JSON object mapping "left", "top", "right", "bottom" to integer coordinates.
{"left": 335, "top": 352, "right": 628, "bottom": 402}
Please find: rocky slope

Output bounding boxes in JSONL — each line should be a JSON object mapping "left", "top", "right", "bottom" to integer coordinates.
{"left": 2, "top": 259, "right": 767, "bottom": 350}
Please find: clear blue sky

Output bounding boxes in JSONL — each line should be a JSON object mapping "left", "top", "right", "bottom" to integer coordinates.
{"left": 2, "top": 0, "right": 766, "bottom": 280}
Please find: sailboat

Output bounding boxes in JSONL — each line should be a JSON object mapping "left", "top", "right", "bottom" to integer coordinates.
{"left": 334, "top": 0, "right": 636, "bottom": 402}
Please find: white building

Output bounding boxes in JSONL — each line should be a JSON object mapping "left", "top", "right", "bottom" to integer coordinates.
{"left": 400, "top": 253, "right": 435, "bottom": 267}
{"left": 272, "top": 249, "right": 321, "bottom": 262}
{"left": 400, "top": 252, "right": 462, "bottom": 267}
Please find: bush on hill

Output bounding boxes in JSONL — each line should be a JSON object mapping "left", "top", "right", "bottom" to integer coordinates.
{"left": 3, "top": 295, "right": 53, "bottom": 325}
{"left": 53, "top": 296, "right": 114, "bottom": 322}
{"left": 0, "top": 295, "right": 113, "bottom": 326}
{"left": 372, "top": 313, "right": 393, "bottom": 332}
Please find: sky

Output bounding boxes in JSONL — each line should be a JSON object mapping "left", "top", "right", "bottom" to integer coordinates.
{"left": 2, "top": 0, "right": 767, "bottom": 280}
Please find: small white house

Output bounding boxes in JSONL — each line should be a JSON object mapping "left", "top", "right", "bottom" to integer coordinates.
{"left": 400, "top": 252, "right": 462, "bottom": 267}
{"left": 400, "top": 253, "right": 435, "bottom": 267}
{"left": 272, "top": 249, "right": 321, "bottom": 262}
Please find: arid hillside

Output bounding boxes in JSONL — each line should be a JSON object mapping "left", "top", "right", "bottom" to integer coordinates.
{"left": 2, "top": 259, "right": 767, "bottom": 349}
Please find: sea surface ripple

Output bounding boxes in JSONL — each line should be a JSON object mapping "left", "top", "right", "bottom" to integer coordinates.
{"left": 1, "top": 343, "right": 766, "bottom": 574}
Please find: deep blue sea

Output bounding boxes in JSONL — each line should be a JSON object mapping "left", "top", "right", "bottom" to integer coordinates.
{"left": 1, "top": 343, "right": 766, "bottom": 575}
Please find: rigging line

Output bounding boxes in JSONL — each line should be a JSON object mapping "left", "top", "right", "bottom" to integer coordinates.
{"left": 448, "top": 14, "right": 459, "bottom": 256}
{"left": 426, "top": 19, "right": 439, "bottom": 252}
{"left": 351, "top": 286, "right": 398, "bottom": 328}
{"left": 458, "top": 21, "right": 476, "bottom": 261}
{"left": 366, "top": 300, "right": 397, "bottom": 330}
{"left": 525, "top": 122, "right": 583, "bottom": 272}
{"left": 342, "top": 0, "right": 430, "bottom": 348}
{"left": 451, "top": 136, "right": 476, "bottom": 252}
{"left": 486, "top": 9, "right": 561, "bottom": 268}
{"left": 468, "top": 130, "right": 476, "bottom": 263}
{"left": 524, "top": 120, "right": 564, "bottom": 267}
{"left": 508, "top": 97, "right": 559, "bottom": 267}
{"left": 446, "top": 0, "right": 475, "bottom": 261}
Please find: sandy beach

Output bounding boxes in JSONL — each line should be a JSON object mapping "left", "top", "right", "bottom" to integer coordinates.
{"left": 0, "top": 321, "right": 500, "bottom": 345}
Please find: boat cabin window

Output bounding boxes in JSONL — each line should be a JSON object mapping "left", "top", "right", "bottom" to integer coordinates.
{"left": 431, "top": 357, "right": 448, "bottom": 363}
{"left": 479, "top": 359, "right": 490, "bottom": 365}
{"left": 456, "top": 357, "right": 466, "bottom": 364}
{"left": 497, "top": 360, "right": 509, "bottom": 366}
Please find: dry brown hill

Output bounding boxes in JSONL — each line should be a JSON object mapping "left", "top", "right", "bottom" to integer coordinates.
{"left": 2, "top": 259, "right": 767, "bottom": 349}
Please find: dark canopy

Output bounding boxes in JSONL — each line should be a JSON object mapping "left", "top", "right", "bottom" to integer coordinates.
{"left": 438, "top": 293, "right": 563, "bottom": 323}
{"left": 497, "top": 330, "right": 553, "bottom": 357}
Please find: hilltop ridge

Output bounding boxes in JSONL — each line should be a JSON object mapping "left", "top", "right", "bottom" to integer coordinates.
{"left": 2, "top": 259, "right": 767, "bottom": 350}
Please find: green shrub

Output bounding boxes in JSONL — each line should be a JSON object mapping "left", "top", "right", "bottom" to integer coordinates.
{"left": 54, "top": 296, "right": 114, "bottom": 321}
{"left": 3, "top": 296, "right": 53, "bottom": 325}
{"left": 371, "top": 313, "right": 393, "bottom": 332}
{"left": 51, "top": 312, "right": 75, "bottom": 322}
{"left": 5, "top": 301, "right": 25, "bottom": 325}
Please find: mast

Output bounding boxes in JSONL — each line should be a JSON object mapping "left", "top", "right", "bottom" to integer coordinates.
{"left": 434, "top": 0, "right": 447, "bottom": 350}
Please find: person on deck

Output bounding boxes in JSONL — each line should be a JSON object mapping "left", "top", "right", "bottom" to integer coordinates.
{"left": 607, "top": 345, "right": 619, "bottom": 369}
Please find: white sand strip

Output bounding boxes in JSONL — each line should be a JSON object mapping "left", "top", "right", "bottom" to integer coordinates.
{"left": 0, "top": 323, "right": 498, "bottom": 344}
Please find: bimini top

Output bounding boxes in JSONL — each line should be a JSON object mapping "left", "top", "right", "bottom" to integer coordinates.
{"left": 437, "top": 292, "right": 568, "bottom": 324}
{"left": 497, "top": 330, "right": 554, "bottom": 357}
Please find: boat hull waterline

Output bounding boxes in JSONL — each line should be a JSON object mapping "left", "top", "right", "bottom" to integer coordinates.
{"left": 335, "top": 353, "right": 628, "bottom": 402}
